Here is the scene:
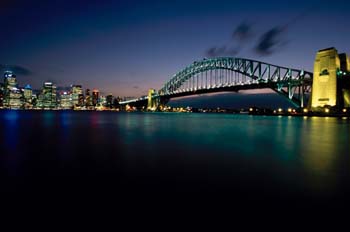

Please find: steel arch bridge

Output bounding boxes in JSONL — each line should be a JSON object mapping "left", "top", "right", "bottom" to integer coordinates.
{"left": 120, "top": 57, "right": 313, "bottom": 108}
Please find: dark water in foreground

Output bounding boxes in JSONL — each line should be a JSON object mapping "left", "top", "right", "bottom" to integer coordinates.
{"left": 1, "top": 111, "right": 349, "bottom": 211}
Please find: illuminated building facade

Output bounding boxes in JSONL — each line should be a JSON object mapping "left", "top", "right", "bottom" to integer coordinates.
{"left": 59, "top": 91, "right": 72, "bottom": 109}
{"left": 310, "top": 47, "right": 350, "bottom": 109}
{"left": 23, "top": 84, "right": 33, "bottom": 103}
{"left": 23, "top": 84, "right": 33, "bottom": 109}
{"left": 71, "top": 85, "right": 83, "bottom": 107}
{"left": 37, "top": 82, "right": 57, "bottom": 109}
{"left": 147, "top": 88, "right": 159, "bottom": 110}
{"left": 85, "top": 88, "right": 92, "bottom": 107}
{"left": 0, "top": 83, "right": 3, "bottom": 107}
{"left": 3, "top": 71, "right": 23, "bottom": 109}
{"left": 92, "top": 89, "right": 99, "bottom": 106}
{"left": 99, "top": 95, "right": 106, "bottom": 106}
{"left": 311, "top": 48, "right": 339, "bottom": 108}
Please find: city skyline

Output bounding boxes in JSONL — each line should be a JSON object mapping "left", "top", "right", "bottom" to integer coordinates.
{"left": 1, "top": 0, "right": 350, "bottom": 97}
{"left": 0, "top": 70, "right": 123, "bottom": 110}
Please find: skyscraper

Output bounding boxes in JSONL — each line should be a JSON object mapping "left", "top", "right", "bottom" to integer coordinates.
{"left": 70, "top": 85, "right": 83, "bottom": 107}
{"left": 23, "top": 84, "right": 33, "bottom": 109}
{"left": 59, "top": 91, "right": 72, "bottom": 109}
{"left": 0, "top": 83, "right": 4, "bottom": 107}
{"left": 23, "top": 84, "right": 32, "bottom": 102}
{"left": 85, "top": 88, "right": 92, "bottom": 108}
{"left": 37, "top": 82, "right": 57, "bottom": 109}
{"left": 3, "top": 71, "right": 23, "bottom": 109}
{"left": 92, "top": 89, "right": 99, "bottom": 106}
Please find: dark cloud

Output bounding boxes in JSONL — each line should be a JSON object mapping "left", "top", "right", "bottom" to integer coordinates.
{"left": 0, "top": 64, "right": 33, "bottom": 76}
{"left": 133, "top": 86, "right": 139, "bottom": 89}
{"left": 205, "top": 46, "right": 239, "bottom": 58}
{"left": 205, "top": 21, "right": 253, "bottom": 58}
{"left": 254, "top": 26, "right": 286, "bottom": 56}
{"left": 232, "top": 22, "right": 254, "bottom": 42}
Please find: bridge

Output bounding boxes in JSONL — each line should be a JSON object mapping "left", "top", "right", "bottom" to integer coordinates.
{"left": 120, "top": 57, "right": 313, "bottom": 109}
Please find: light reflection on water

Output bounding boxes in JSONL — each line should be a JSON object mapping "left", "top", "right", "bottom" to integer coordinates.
{"left": 0, "top": 111, "right": 349, "bottom": 198}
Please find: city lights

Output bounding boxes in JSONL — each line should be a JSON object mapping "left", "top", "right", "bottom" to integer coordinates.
{"left": 0, "top": 71, "right": 122, "bottom": 111}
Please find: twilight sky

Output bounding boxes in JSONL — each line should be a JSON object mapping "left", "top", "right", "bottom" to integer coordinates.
{"left": 1, "top": 0, "right": 350, "bottom": 97}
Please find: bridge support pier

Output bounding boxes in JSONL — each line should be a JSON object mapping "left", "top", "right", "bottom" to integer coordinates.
{"left": 147, "top": 89, "right": 159, "bottom": 111}
{"left": 147, "top": 89, "right": 169, "bottom": 111}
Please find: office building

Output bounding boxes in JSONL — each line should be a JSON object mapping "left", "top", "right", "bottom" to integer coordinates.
{"left": 3, "top": 71, "right": 23, "bottom": 109}
{"left": 92, "top": 89, "right": 99, "bottom": 106}
{"left": 59, "top": 91, "right": 72, "bottom": 109}
{"left": 70, "top": 85, "right": 83, "bottom": 107}
{"left": 37, "top": 82, "right": 57, "bottom": 109}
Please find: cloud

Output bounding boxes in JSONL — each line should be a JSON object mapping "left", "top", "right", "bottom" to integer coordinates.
{"left": 254, "top": 26, "right": 287, "bottom": 56}
{"left": 232, "top": 22, "right": 254, "bottom": 42}
{"left": 0, "top": 64, "right": 33, "bottom": 76}
{"left": 204, "top": 21, "right": 254, "bottom": 58}
{"left": 205, "top": 46, "right": 239, "bottom": 58}
{"left": 133, "top": 86, "right": 139, "bottom": 89}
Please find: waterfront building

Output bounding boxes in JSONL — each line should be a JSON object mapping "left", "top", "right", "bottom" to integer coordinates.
{"left": 99, "top": 95, "right": 106, "bottom": 107}
{"left": 59, "top": 91, "right": 72, "bottom": 109}
{"left": 3, "top": 71, "right": 23, "bottom": 109}
{"left": 70, "top": 85, "right": 83, "bottom": 107}
{"left": 85, "top": 88, "right": 92, "bottom": 108}
{"left": 106, "top": 94, "right": 113, "bottom": 108}
{"left": 23, "top": 84, "right": 33, "bottom": 103}
{"left": 0, "top": 83, "right": 4, "bottom": 107}
{"left": 37, "top": 82, "right": 57, "bottom": 109}
{"left": 23, "top": 84, "right": 33, "bottom": 109}
{"left": 31, "top": 93, "right": 38, "bottom": 107}
{"left": 92, "top": 89, "right": 99, "bottom": 106}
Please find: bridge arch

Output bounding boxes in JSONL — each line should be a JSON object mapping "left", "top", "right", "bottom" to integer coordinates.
{"left": 158, "top": 57, "right": 313, "bottom": 107}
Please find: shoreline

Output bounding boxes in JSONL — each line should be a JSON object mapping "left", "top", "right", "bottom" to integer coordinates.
{"left": 0, "top": 108, "right": 349, "bottom": 118}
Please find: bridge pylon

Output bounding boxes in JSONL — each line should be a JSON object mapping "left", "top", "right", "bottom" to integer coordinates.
{"left": 147, "top": 89, "right": 169, "bottom": 111}
{"left": 147, "top": 89, "right": 160, "bottom": 111}
{"left": 310, "top": 47, "right": 350, "bottom": 110}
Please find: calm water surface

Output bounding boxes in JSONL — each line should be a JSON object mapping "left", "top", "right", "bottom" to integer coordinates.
{"left": 0, "top": 111, "right": 349, "bottom": 208}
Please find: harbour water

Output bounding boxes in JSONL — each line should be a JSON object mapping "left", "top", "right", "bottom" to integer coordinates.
{"left": 0, "top": 111, "right": 349, "bottom": 209}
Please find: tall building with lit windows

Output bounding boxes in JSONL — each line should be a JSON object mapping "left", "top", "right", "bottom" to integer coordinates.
{"left": 59, "top": 91, "right": 72, "bottom": 109}
{"left": 23, "top": 84, "right": 33, "bottom": 103}
{"left": 3, "top": 71, "right": 23, "bottom": 109}
{"left": 85, "top": 88, "right": 92, "bottom": 107}
{"left": 37, "top": 82, "right": 57, "bottom": 109}
{"left": 23, "top": 84, "right": 33, "bottom": 109}
{"left": 70, "top": 85, "right": 83, "bottom": 107}
{"left": 0, "top": 83, "right": 4, "bottom": 107}
{"left": 92, "top": 89, "right": 99, "bottom": 106}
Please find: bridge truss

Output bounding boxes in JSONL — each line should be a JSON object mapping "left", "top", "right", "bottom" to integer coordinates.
{"left": 158, "top": 57, "right": 313, "bottom": 108}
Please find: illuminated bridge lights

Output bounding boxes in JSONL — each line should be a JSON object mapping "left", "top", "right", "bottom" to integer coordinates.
{"left": 121, "top": 57, "right": 313, "bottom": 109}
